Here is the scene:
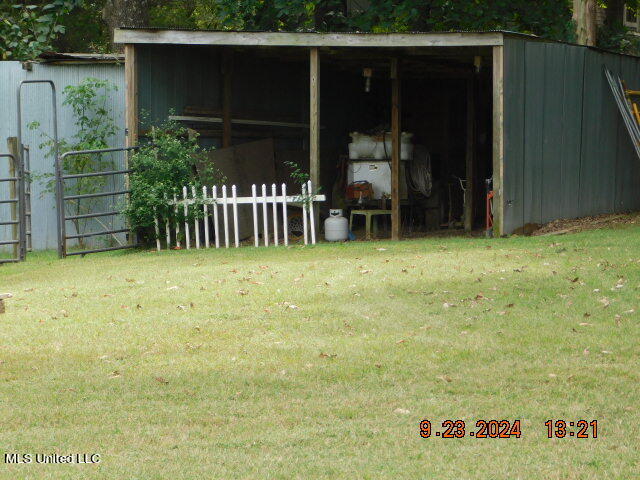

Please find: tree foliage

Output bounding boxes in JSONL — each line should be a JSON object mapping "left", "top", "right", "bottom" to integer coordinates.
{"left": 30, "top": 78, "right": 119, "bottom": 246}
{"left": 0, "top": 0, "right": 81, "bottom": 60}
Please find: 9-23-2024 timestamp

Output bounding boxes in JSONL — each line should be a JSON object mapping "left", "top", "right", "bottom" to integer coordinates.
{"left": 419, "top": 420, "right": 598, "bottom": 439}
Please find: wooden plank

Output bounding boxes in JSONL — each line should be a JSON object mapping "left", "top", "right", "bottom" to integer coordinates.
{"left": 464, "top": 75, "right": 475, "bottom": 232}
{"left": 391, "top": 58, "right": 401, "bottom": 241}
{"left": 492, "top": 46, "right": 505, "bottom": 237}
{"left": 124, "top": 44, "right": 139, "bottom": 151}
{"left": 309, "top": 47, "right": 321, "bottom": 235}
{"left": 222, "top": 49, "right": 233, "bottom": 148}
{"left": 169, "top": 115, "right": 311, "bottom": 129}
{"left": 115, "top": 29, "right": 505, "bottom": 48}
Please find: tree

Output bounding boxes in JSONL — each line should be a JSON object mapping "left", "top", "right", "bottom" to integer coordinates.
{"left": 102, "top": 0, "right": 153, "bottom": 45}
{"left": 0, "top": 0, "right": 81, "bottom": 61}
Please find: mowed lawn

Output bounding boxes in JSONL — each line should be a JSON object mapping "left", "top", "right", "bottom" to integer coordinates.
{"left": 0, "top": 226, "right": 639, "bottom": 479}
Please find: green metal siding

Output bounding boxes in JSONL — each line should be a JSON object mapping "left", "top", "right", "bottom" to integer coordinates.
{"left": 503, "top": 37, "right": 640, "bottom": 233}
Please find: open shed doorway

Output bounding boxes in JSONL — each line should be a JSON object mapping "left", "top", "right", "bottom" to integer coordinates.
{"left": 319, "top": 47, "right": 494, "bottom": 238}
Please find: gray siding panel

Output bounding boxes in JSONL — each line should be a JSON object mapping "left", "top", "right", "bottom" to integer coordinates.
{"left": 503, "top": 38, "right": 640, "bottom": 233}
{"left": 0, "top": 61, "right": 125, "bottom": 251}
{"left": 503, "top": 37, "right": 525, "bottom": 231}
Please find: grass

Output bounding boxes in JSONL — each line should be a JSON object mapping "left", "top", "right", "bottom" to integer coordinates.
{"left": 0, "top": 226, "right": 639, "bottom": 479}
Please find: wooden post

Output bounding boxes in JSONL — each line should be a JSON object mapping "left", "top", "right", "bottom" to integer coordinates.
{"left": 390, "top": 58, "right": 401, "bottom": 241}
{"left": 124, "top": 44, "right": 138, "bottom": 151}
{"left": 7, "top": 138, "right": 19, "bottom": 259}
{"left": 464, "top": 75, "right": 475, "bottom": 232}
{"left": 222, "top": 49, "right": 233, "bottom": 148}
{"left": 492, "top": 46, "right": 504, "bottom": 237}
{"left": 309, "top": 47, "right": 321, "bottom": 234}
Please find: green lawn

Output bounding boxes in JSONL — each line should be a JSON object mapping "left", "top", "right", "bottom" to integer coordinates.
{"left": 0, "top": 226, "right": 639, "bottom": 479}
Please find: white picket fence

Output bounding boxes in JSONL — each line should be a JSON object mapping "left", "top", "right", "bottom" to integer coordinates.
{"left": 154, "top": 180, "right": 325, "bottom": 251}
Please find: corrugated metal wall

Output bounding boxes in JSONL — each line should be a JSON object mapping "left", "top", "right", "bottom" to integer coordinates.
{"left": 503, "top": 36, "right": 640, "bottom": 233}
{"left": 0, "top": 61, "right": 125, "bottom": 251}
{"left": 137, "top": 44, "right": 307, "bottom": 149}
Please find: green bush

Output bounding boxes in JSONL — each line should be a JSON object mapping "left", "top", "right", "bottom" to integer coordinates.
{"left": 125, "top": 118, "right": 224, "bottom": 245}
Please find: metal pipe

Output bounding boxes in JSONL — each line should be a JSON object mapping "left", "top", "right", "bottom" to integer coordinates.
{"left": 66, "top": 210, "right": 121, "bottom": 221}
{"left": 65, "top": 244, "right": 139, "bottom": 256}
{"left": 65, "top": 228, "right": 129, "bottom": 240}
{"left": 18, "top": 80, "right": 58, "bottom": 259}
{"left": 63, "top": 190, "right": 130, "bottom": 201}
{"left": 62, "top": 169, "right": 132, "bottom": 180}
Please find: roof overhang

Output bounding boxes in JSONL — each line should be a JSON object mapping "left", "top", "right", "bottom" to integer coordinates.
{"left": 114, "top": 28, "right": 505, "bottom": 48}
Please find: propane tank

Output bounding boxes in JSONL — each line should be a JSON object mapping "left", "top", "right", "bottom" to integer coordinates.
{"left": 324, "top": 209, "right": 349, "bottom": 242}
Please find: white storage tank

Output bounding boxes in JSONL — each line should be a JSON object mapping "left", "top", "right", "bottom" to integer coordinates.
{"left": 324, "top": 209, "right": 349, "bottom": 242}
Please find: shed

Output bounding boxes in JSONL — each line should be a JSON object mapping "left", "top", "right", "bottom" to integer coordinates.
{"left": 114, "top": 28, "right": 640, "bottom": 237}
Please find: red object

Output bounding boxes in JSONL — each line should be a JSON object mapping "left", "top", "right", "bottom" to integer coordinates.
{"left": 486, "top": 190, "right": 494, "bottom": 230}
{"left": 346, "top": 181, "right": 374, "bottom": 201}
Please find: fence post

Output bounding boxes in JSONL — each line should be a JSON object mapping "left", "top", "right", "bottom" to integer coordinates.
{"left": 281, "top": 183, "right": 288, "bottom": 247}
{"left": 251, "top": 184, "right": 259, "bottom": 247}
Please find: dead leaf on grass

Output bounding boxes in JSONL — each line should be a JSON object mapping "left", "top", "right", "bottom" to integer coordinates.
{"left": 155, "top": 377, "right": 169, "bottom": 384}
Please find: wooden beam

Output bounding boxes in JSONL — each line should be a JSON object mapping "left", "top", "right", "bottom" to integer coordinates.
{"left": 464, "top": 75, "right": 475, "bottom": 232}
{"left": 169, "top": 115, "right": 312, "bottom": 129}
{"left": 309, "top": 47, "right": 321, "bottom": 236}
{"left": 391, "top": 58, "right": 401, "bottom": 241}
{"left": 114, "top": 29, "right": 505, "bottom": 48}
{"left": 309, "top": 49, "right": 320, "bottom": 186}
{"left": 222, "top": 50, "right": 233, "bottom": 148}
{"left": 124, "top": 44, "right": 139, "bottom": 151}
{"left": 492, "top": 46, "right": 504, "bottom": 237}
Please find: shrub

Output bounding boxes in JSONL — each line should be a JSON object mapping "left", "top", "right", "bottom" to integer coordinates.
{"left": 124, "top": 118, "right": 224, "bottom": 245}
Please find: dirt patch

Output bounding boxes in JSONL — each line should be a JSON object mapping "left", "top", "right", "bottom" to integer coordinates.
{"left": 532, "top": 212, "right": 640, "bottom": 236}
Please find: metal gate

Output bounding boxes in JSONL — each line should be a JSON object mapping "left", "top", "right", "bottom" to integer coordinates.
{"left": 0, "top": 153, "right": 26, "bottom": 263}
{"left": 14, "top": 79, "right": 58, "bottom": 261}
{"left": 55, "top": 146, "right": 139, "bottom": 258}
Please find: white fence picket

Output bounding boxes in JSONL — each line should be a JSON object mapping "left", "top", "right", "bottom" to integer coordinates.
{"left": 173, "top": 194, "right": 181, "bottom": 249}
{"left": 302, "top": 183, "right": 309, "bottom": 246}
{"left": 183, "top": 186, "right": 191, "bottom": 249}
{"left": 271, "top": 183, "right": 279, "bottom": 246}
{"left": 232, "top": 185, "right": 240, "bottom": 248}
{"left": 222, "top": 185, "right": 230, "bottom": 248}
{"left": 160, "top": 182, "right": 324, "bottom": 252}
{"left": 307, "top": 180, "right": 316, "bottom": 245}
{"left": 281, "top": 183, "right": 288, "bottom": 247}
{"left": 212, "top": 186, "right": 220, "bottom": 249}
{"left": 203, "top": 186, "right": 210, "bottom": 249}
{"left": 261, "top": 184, "right": 269, "bottom": 247}
{"left": 154, "top": 208, "right": 161, "bottom": 252}
{"left": 192, "top": 186, "right": 200, "bottom": 249}
{"left": 251, "top": 184, "right": 259, "bottom": 247}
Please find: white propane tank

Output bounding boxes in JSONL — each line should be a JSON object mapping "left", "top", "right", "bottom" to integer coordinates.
{"left": 324, "top": 209, "right": 349, "bottom": 242}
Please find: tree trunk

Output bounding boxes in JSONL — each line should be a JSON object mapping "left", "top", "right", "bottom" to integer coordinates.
{"left": 103, "top": 0, "right": 152, "bottom": 48}
{"left": 573, "top": 0, "right": 597, "bottom": 46}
